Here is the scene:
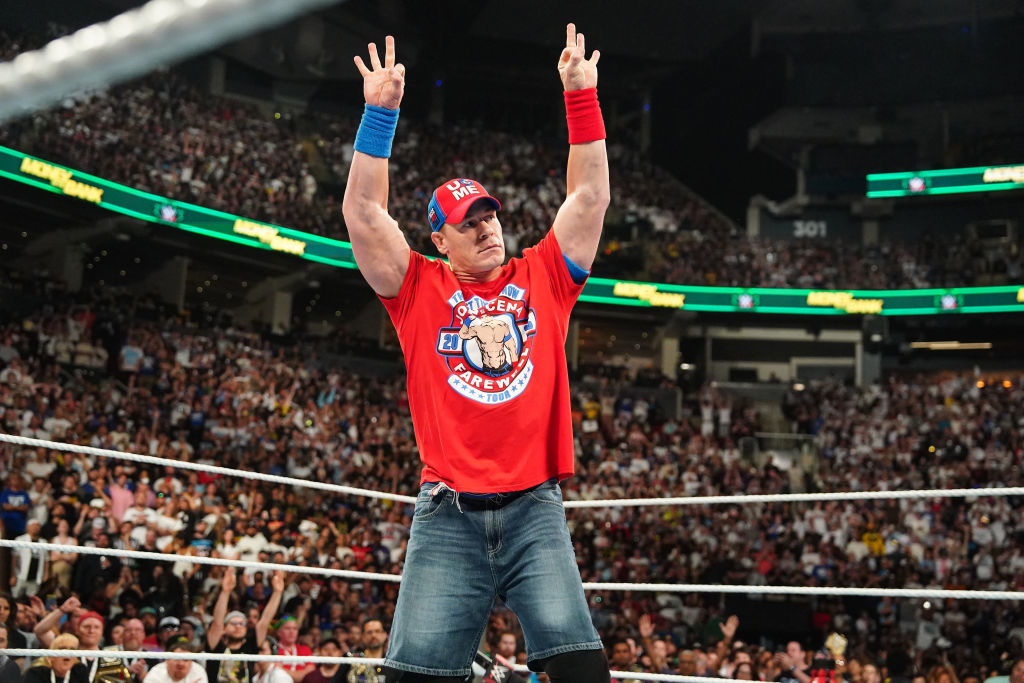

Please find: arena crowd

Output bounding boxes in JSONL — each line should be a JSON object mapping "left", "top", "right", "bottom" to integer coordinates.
{"left": 0, "top": 272, "right": 1022, "bottom": 682}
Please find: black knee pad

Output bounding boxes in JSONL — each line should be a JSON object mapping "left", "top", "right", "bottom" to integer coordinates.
{"left": 382, "top": 667, "right": 467, "bottom": 683}
{"left": 539, "top": 649, "right": 611, "bottom": 683}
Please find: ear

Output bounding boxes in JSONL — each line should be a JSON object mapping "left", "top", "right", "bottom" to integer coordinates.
{"left": 430, "top": 230, "right": 448, "bottom": 256}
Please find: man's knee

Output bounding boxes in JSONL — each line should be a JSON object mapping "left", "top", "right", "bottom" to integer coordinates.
{"left": 538, "top": 649, "right": 610, "bottom": 683}
{"left": 382, "top": 667, "right": 466, "bottom": 683}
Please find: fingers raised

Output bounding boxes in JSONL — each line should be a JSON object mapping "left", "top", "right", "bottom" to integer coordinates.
{"left": 384, "top": 35, "right": 395, "bottom": 68}
{"left": 367, "top": 42, "right": 383, "bottom": 70}
{"left": 353, "top": 55, "right": 370, "bottom": 77}
{"left": 566, "top": 22, "right": 576, "bottom": 48}
{"left": 589, "top": 49, "right": 601, "bottom": 66}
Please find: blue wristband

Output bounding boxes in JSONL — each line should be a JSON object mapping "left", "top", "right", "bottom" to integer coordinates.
{"left": 354, "top": 104, "right": 399, "bottom": 158}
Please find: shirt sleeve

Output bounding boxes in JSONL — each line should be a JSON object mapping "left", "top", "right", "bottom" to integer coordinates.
{"left": 378, "top": 250, "right": 427, "bottom": 336}
{"left": 528, "top": 229, "right": 588, "bottom": 314}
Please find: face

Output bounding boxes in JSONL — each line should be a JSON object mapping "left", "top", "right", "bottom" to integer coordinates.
{"left": 123, "top": 619, "right": 145, "bottom": 648}
{"left": 362, "top": 620, "right": 387, "bottom": 651}
{"left": 787, "top": 642, "right": 804, "bottom": 664}
{"left": 498, "top": 633, "right": 517, "bottom": 658}
{"left": 320, "top": 641, "right": 341, "bottom": 658}
{"left": 277, "top": 620, "right": 298, "bottom": 644}
{"left": 110, "top": 624, "right": 124, "bottom": 645}
{"left": 611, "top": 642, "right": 633, "bottom": 667}
{"left": 78, "top": 616, "right": 104, "bottom": 647}
{"left": 0, "top": 625, "right": 7, "bottom": 649}
{"left": 1010, "top": 660, "right": 1024, "bottom": 683}
{"left": 52, "top": 651, "right": 78, "bottom": 676}
{"left": 863, "top": 664, "right": 882, "bottom": 683}
{"left": 735, "top": 663, "right": 754, "bottom": 680}
{"left": 431, "top": 202, "right": 505, "bottom": 277}
{"left": 225, "top": 615, "right": 248, "bottom": 640}
{"left": 0, "top": 597, "right": 10, "bottom": 623}
{"left": 679, "top": 653, "right": 697, "bottom": 675}
{"left": 166, "top": 649, "right": 191, "bottom": 680}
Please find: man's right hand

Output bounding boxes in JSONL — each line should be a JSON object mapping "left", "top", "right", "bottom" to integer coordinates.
{"left": 353, "top": 36, "right": 406, "bottom": 110}
{"left": 222, "top": 567, "right": 237, "bottom": 592}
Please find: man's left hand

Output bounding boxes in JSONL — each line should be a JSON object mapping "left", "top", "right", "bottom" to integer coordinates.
{"left": 558, "top": 23, "right": 600, "bottom": 92}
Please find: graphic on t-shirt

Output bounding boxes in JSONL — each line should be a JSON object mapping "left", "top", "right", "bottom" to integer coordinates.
{"left": 435, "top": 285, "right": 537, "bottom": 404}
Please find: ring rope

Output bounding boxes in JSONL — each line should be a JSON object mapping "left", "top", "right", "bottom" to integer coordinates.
{"left": 0, "top": 0, "right": 343, "bottom": 123}
{"left": 0, "top": 433, "right": 417, "bottom": 504}
{"left": 0, "top": 539, "right": 402, "bottom": 583}
{"left": 0, "top": 650, "right": 712, "bottom": 682}
{"left": 3, "top": 432, "right": 1022, "bottom": 508}
{"left": 6, "top": 539, "right": 1024, "bottom": 601}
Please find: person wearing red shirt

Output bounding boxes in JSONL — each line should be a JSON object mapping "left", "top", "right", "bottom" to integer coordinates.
{"left": 342, "top": 22, "right": 611, "bottom": 683}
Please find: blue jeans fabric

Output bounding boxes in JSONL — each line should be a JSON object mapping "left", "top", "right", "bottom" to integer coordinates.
{"left": 384, "top": 480, "right": 603, "bottom": 677}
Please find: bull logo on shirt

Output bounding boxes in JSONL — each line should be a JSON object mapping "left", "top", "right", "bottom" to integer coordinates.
{"left": 435, "top": 285, "right": 537, "bottom": 404}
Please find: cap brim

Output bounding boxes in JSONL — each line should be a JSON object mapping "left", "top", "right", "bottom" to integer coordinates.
{"left": 442, "top": 196, "right": 501, "bottom": 228}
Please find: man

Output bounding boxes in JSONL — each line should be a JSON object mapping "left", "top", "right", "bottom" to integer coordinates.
{"left": 0, "top": 623, "right": 23, "bottom": 682}
{"left": 118, "top": 617, "right": 152, "bottom": 682}
{"left": 304, "top": 638, "right": 344, "bottom": 683}
{"left": 205, "top": 567, "right": 284, "bottom": 683}
{"left": 775, "top": 641, "right": 812, "bottom": 683}
{"left": 342, "top": 22, "right": 609, "bottom": 683}
{"left": 12, "top": 517, "right": 48, "bottom": 598}
{"left": 1, "top": 473, "right": 30, "bottom": 538}
{"left": 144, "top": 636, "right": 209, "bottom": 683}
{"left": 608, "top": 639, "right": 642, "bottom": 683}
{"left": 339, "top": 618, "right": 388, "bottom": 683}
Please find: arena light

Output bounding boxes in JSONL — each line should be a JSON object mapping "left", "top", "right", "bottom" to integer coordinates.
{"left": 909, "top": 341, "right": 994, "bottom": 350}
{"left": 867, "top": 164, "right": 1024, "bottom": 198}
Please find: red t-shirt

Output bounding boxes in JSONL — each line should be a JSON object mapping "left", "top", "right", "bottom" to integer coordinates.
{"left": 380, "top": 230, "right": 584, "bottom": 493}
{"left": 276, "top": 643, "right": 313, "bottom": 671}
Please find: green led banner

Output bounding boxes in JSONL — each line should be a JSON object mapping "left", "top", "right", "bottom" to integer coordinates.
{"left": 2, "top": 145, "right": 1024, "bottom": 316}
{"left": 0, "top": 145, "right": 358, "bottom": 269}
{"left": 579, "top": 279, "right": 1024, "bottom": 315}
{"left": 867, "top": 163, "right": 1024, "bottom": 198}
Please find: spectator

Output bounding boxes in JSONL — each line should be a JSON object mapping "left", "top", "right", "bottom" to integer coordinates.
{"left": 23, "top": 632, "right": 90, "bottom": 683}
{"left": 337, "top": 618, "right": 388, "bottom": 682}
{"left": 303, "top": 637, "right": 344, "bottom": 683}
{"left": 205, "top": 568, "right": 283, "bottom": 683}
{"left": 2, "top": 473, "right": 31, "bottom": 538}
{"left": 271, "top": 614, "right": 314, "bottom": 681}
{"left": 254, "top": 636, "right": 293, "bottom": 683}
{"left": 0, "top": 622, "right": 23, "bottom": 682}
{"left": 12, "top": 518, "right": 48, "bottom": 598}
{"left": 144, "top": 636, "right": 209, "bottom": 683}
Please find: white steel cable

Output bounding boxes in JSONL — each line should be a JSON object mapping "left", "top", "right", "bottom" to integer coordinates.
{"left": 0, "top": 539, "right": 402, "bottom": 583}
{"left": 5, "top": 539, "right": 1024, "bottom": 601}
{"left": 0, "top": 0, "right": 345, "bottom": 123}
{"left": 3, "top": 432, "right": 1023, "bottom": 508}
{"left": 0, "top": 433, "right": 417, "bottom": 504}
{"left": 0, "top": 650, "right": 723, "bottom": 682}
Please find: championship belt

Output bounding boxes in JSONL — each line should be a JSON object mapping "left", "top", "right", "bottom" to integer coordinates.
{"left": 94, "top": 649, "right": 133, "bottom": 682}
{"left": 824, "top": 632, "right": 848, "bottom": 667}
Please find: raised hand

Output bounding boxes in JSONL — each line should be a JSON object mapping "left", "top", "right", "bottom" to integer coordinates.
{"left": 222, "top": 567, "right": 237, "bottom": 593}
{"left": 271, "top": 570, "right": 285, "bottom": 594}
{"left": 353, "top": 35, "right": 406, "bottom": 110}
{"left": 638, "top": 613, "right": 655, "bottom": 639}
{"left": 557, "top": 23, "right": 600, "bottom": 92}
{"left": 720, "top": 614, "right": 739, "bottom": 640}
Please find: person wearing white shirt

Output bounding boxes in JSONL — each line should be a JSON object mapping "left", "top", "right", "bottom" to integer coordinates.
{"left": 144, "top": 638, "right": 209, "bottom": 683}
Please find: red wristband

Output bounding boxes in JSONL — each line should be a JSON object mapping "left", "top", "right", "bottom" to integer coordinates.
{"left": 564, "top": 87, "right": 605, "bottom": 145}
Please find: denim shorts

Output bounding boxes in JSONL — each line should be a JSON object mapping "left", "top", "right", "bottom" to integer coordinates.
{"left": 384, "top": 479, "right": 603, "bottom": 677}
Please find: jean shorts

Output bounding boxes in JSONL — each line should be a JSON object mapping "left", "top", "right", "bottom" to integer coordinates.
{"left": 383, "top": 479, "right": 603, "bottom": 678}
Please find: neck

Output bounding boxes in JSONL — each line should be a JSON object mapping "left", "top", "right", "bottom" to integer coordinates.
{"left": 365, "top": 646, "right": 384, "bottom": 659}
{"left": 452, "top": 266, "right": 501, "bottom": 284}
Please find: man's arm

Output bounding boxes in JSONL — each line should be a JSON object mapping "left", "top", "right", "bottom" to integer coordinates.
{"left": 341, "top": 35, "right": 411, "bottom": 299}
{"left": 255, "top": 570, "right": 285, "bottom": 646}
{"left": 34, "top": 596, "right": 80, "bottom": 647}
{"left": 552, "top": 23, "right": 610, "bottom": 272}
{"left": 206, "top": 567, "right": 235, "bottom": 649}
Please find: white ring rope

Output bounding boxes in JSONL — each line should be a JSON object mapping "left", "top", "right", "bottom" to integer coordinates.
{"left": 0, "top": 539, "right": 402, "bottom": 583}
{"left": 0, "top": 0, "right": 344, "bottom": 123}
{"left": 3, "top": 649, "right": 382, "bottom": 666}
{"left": 3, "top": 432, "right": 1023, "bottom": 508}
{"left": 5, "top": 539, "right": 1024, "bottom": 601}
{"left": 0, "top": 650, "right": 711, "bottom": 682}
{"left": 0, "top": 433, "right": 417, "bottom": 504}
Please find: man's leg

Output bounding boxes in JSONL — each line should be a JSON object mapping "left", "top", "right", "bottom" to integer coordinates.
{"left": 385, "top": 484, "right": 494, "bottom": 679}
{"left": 496, "top": 482, "right": 607, "bottom": 682}
{"left": 383, "top": 669, "right": 465, "bottom": 683}
{"left": 540, "top": 650, "right": 611, "bottom": 683}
